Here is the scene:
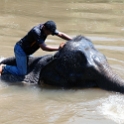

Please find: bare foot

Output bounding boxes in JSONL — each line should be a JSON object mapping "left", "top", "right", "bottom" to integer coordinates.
{"left": 0, "top": 64, "right": 5, "bottom": 76}
{"left": 0, "top": 65, "right": 3, "bottom": 76}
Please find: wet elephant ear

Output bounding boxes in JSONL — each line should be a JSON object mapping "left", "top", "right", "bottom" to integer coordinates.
{"left": 39, "top": 36, "right": 91, "bottom": 87}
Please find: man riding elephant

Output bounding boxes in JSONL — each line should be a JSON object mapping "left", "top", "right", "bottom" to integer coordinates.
{"left": 0, "top": 20, "right": 72, "bottom": 76}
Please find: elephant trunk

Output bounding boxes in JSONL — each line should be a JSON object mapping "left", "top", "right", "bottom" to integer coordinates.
{"left": 96, "top": 63, "right": 124, "bottom": 93}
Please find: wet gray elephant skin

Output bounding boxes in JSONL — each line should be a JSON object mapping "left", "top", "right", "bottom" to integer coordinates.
{"left": 1, "top": 35, "right": 124, "bottom": 93}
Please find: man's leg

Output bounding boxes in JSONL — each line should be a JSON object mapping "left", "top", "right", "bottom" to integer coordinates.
{"left": 15, "top": 46, "right": 27, "bottom": 75}
{"left": 2, "top": 44, "right": 28, "bottom": 75}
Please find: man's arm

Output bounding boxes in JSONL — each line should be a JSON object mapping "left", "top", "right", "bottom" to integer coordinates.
{"left": 39, "top": 42, "right": 65, "bottom": 52}
{"left": 56, "top": 32, "right": 72, "bottom": 41}
{"left": 39, "top": 43, "right": 59, "bottom": 52}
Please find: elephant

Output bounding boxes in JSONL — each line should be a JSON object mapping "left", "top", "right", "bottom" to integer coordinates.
{"left": 1, "top": 35, "right": 124, "bottom": 93}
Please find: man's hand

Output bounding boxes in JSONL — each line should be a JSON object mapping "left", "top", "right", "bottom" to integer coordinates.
{"left": 59, "top": 42, "right": 65, "bottom": 50}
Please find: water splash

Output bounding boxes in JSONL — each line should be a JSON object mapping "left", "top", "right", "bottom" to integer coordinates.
{"left": 97, "top": 94, "right": 124, "bottom": 124}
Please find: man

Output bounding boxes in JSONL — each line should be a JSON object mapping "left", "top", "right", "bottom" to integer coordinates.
{"left": 0, "top": 20, "right": 72, "bottom": 76}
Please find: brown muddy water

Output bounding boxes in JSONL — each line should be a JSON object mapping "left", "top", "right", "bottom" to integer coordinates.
{"left": 0, "top": 0, "right": 124, "bottom": 124}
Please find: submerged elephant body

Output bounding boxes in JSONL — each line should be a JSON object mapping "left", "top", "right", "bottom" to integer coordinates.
{"left": 1, "top": 35, "right": 124, "bottom": 93}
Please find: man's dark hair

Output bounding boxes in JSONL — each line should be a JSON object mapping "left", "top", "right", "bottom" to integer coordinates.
{"left": 44, "top": 20, "right": 57, "bottom": 34}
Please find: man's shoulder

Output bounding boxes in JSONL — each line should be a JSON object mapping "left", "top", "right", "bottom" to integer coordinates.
{"left": 31, "top": 24, "right": 42, "bottom": 35}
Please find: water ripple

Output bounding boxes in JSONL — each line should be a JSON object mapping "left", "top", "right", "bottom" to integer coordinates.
{"left": 96, "top": 45, "right": 124, "bottom": 51}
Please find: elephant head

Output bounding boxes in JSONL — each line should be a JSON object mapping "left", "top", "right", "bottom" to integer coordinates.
{"left": 39, "top": 35, "right": 124, "bottom": 93}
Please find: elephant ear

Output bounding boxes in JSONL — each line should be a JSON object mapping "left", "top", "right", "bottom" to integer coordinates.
{"left": 24, "top": 54, "right": 55, "bottom": 84}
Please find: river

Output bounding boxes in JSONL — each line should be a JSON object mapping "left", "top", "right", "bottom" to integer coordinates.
{"left": 0, "top": 0, "right": 124, "bottom": 124}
